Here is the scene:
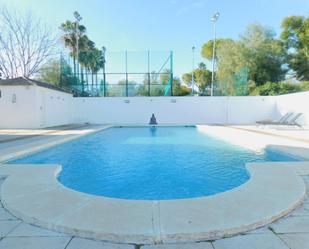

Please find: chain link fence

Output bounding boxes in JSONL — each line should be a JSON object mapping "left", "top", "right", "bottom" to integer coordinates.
{"left": 60, "top": 51, "right": 174, "bottom": 97}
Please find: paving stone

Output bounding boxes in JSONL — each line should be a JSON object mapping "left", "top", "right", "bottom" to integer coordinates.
{"left": 0, "top": 236, "right": 71, "bottom": 249}
{"left": 142, "top": 242, "right": 213, "bottom": 249}
{"left": 279, "top": 233, "right": 309, "bottom": 249}
{"left": 270, "top": 216, "right": 309, "bottom": 233}
{"left": 0, "top": 220, "right": 20, "bottom": 237}
{"left": 66, "top": 237, "right": 134, "bottom": 249}
{"left": 0, "top": 208, "right": 17, "bottom": 220}
{"left": 213, "top": 234, "right": 289, "bottom": 249}
{"left": 7, "top": 222, "right": 69, "bottom": 237}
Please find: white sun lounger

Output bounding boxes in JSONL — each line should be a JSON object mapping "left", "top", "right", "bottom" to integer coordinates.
{"left": 256, "top": 112, "right": 293, "bottom": 125}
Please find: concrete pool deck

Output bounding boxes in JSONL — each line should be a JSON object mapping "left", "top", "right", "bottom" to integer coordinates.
{"left": 0, "top": 124, "right": 111, "bottom": 162}
{"left": 0, "top": 162, "right": 309, "bottom": 244}
{"left": 0, "top": 176, "right": 309, "bottom": 249}
{"left": 0, "top": 124, "right": 309, "bottom": 247}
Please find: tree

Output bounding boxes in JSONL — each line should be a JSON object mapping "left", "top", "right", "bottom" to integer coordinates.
{"left": 36, "top": 57, "right": 75, "bottom": 90}
{"left": 300, "top": 81, "right": 309, "bottom": 91}
{"left": 59, "top": 20, "right": 86, "bottom": 76}
{"left": 172, "top": 77, "right": 192, "bottom": 96}
{"left": 108, "top": 79, "right": 137, "bottom": 97}
{"left": 201, "top": 39, "right": 233, "bottom": 60}
{"left": 88, "top": 48, "right": 104, "bottom": 87}
{"left": 281, "top": 16, "right": 309, "bottom": 80}
{"left": 136, "top": 71, "right": 161, "bottom": 96}
{"left": 60, "top": 20, "right": 106, "bottom": 96}
{"left": 160, "top": 69, "right": 191, "bottom": 96}
{"left": 135, "top": 70, "right": 190, "bottom": 96}
{"left": 0, "top": 7, "right": 58, "bottom": 78}
{"left": 59, "top": 59, "right": 75, "bottom": 89}
{"left": 36, "top": 59, "right": 60, "bottom": 85}
{"left": 202, "top": 38, "right": 246, "bottom": 95}
{"left": 202, "top": 24, "right": 287, "bottom": 95}
{"left": 241, "top": 24, "right": 287, "bottom": 85}
{"left": 78, "top": 36, "right": 95, "bottom": 87}
{"left": 198, "top": 62, "right": 206, "bottom": 70}
{"left": 215, "top": 39, "right": 246, "bottom": 95}
{"left": 182, "top": 63, "right": 212, "bottom": 95}
{"left": 251, "top": 81, "right": 301, "bottom": 96}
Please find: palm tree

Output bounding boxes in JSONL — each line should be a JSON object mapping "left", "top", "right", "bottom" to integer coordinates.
{"left": 80, "top": 41, "right": 104, "bottom": 96}
{"left": 60, "top": 21, "right": 105, "bottom": 96}
{"left": 79, "top": 38, "right": 95, "bottom": 93}
{"left": 90, "top": 48, "right": 104, "bottom": 90}
{"left": 78, "top": 36, "right": 94, "bottom": 92}
{"left": 59, "top": 20, "right": 86, "bottom": 79}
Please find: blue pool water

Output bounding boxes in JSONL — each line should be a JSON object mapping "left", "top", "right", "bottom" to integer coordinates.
{"left": 11, "top": 127, "right": 298, "bottom": 200}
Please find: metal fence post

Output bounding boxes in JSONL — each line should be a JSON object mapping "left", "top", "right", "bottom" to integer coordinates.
{"left": 125, "top": 51, "right": 128, "bottom": 97}
{"left": 102, "top": 47, "right": 107, "bottom": 97}
{"left": 170, "top": 51, "right": 173, "bottom": 96}
{"left": 59, "top": 53, "right": 63, "bottom": 88}
{"left": 148, "top": 51, "right": 151, "bottom": 96}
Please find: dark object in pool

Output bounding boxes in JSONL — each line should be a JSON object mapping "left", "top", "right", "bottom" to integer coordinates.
{"left": 149, "top": 113, "right": 158, "bottom": 125}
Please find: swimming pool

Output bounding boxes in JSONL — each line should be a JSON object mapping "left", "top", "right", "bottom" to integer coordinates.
{"left": 11, "top": 126, "right": 298, "bottom": 200}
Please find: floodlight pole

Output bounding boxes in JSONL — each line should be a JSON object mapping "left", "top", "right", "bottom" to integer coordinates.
{"left": 211, "top": 11, "right": 220, "bottom": 97}
{"left": 125, "top": 51, "right": 128, "bottom": 97}
{"left": 147, "top": 51, "right": 151, "bottom": 97}
{"left": 60, "top": 52, "right": 63, "bottom": 88}
{"left": 170, "top": 51, "right": 173, "bottom": 96}
{"left": 74, "top": 11, "right": 82, "bottom": 86}
{"left": 192, "top": 46, "right": 195, "bottom": 95}
{"left": 102, "top": 46, "right": 107, "bottom": 97}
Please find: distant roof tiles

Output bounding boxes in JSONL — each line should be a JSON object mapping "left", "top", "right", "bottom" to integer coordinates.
{"left": 0, "top": 77, "right": 72, "bottom": 94}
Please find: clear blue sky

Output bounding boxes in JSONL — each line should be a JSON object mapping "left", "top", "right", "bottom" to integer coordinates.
{"left": 1, "top": 0, "right": 309, "bottom": 77}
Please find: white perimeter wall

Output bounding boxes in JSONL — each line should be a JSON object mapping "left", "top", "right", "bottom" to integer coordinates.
{"left": 72, "top": 96, "right": 277, "bottom": 125}
{"left": 1, "top": 85, "right": 308, "bottom": 128}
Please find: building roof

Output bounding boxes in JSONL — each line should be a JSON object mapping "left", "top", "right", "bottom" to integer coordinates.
{"left": 0, "top": 77, "right": 72, "bottom": 94}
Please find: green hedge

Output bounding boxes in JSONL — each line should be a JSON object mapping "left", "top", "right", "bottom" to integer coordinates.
{"left": 250, "top": 81, "right": 309, "bottom": 96}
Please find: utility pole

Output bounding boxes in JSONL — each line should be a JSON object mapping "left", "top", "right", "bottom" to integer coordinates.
{"left": 192, "top": 46, "right": 195, "bottom": 95}
{"left": 73, "top": 11, "right": 82, "bottom": 85}
{"left": 211, "top": 11, "right": 220, "bottom": 96}
{"left": 102, "top": 46, "right": 107, "bottom": 97}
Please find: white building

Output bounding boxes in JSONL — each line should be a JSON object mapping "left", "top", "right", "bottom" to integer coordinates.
{"left": 0, "top": 77, "right": 73, "bottom": 128}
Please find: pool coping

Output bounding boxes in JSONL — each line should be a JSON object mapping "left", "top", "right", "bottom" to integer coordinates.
{"left": 0, "top": 162, "right": 309, "bottom": 244}
{"left": 0, "top": 124, "right": 112, "bottom": 163}
{"left": 1, "top": 124, "right": 309, "bottom": 244}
